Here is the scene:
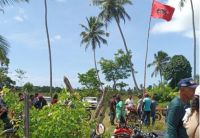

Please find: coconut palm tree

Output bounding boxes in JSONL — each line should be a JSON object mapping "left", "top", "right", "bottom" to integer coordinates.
{"left": 80, "top": 16, "right": 108, "bottom": 90}
{"left": 180, "top": 0, "right": 196, "bottom": 78}
{"left": 92, "top": 0, "right": 139, "bottom": 91}
{"left": 0, "top": 35, "right": 9, "bottom": 66}
{"left": 80, "top": 16, "right": 108, "bottom": 118}
{"left": 147, "top": 51, "right": 170, "bottom": 84}
{"left": 44, "top": 0, "right": 53, "bottom": 98}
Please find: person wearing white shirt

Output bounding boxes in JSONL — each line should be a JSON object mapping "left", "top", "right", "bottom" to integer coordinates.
{"left": 125, "top": 95, "right": 134, "bottom": 108}
{"left": 125, "top": 95, "right": 135, "bottom": 115}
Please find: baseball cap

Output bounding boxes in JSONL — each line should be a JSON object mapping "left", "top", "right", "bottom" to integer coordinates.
{"left": 195, "top": 85, "right": 200, "bottom": 96}
{"left": 177, "top": 78, "right": 198, "bottom": 89}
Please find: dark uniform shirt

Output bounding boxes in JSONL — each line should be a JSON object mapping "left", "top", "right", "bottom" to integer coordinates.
{"left": 165, "top": 97, "right": 190, "bottom": 138}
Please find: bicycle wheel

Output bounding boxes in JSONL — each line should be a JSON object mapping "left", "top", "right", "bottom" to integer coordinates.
{"left": 84, "top": 110, "right": 91, "bottom": 121}
{"left": 126, "top": 112, "right": 137, "bottom": 123}
{"left": 155, "top": 113, "right": 162, "bottom": 121}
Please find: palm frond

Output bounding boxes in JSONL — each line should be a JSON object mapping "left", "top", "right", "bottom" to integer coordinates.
{"left": 80, "top": 16, "right": 107, "bottom": 51}
{"left": 179, "top": 0, "right": 186, "bottom": 9}
{"left": 0, "top": 35, "right": 9, "bottom": 64}
{"left": 0, "top": 0, "right": 29, "bottom": 7}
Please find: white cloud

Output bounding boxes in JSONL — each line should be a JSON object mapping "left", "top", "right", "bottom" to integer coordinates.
{"left": 14, "top": 16, "right": 24, "bottom": 22}
{"left": 55, "top": 0, "right": 66, "bottom": 3}
{"left": 50, "top": 34, "right": 62, "bottom": 42}
{"left": 13, "top": 8, "right": 27, "bottom": 22}
{"left": 151, "top": 0, "right": 199, "bottom": 38}
{"left": 54, "top": 35, "right": 62, "bottom": 40}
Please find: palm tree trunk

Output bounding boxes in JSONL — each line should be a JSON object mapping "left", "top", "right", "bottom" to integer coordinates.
{"left": 189, "top": 0, "right": 196, "bottom": 78}
{"left": 94, "top": 89, "right": 107, "bottom": 119}
{"left": 114, "top": 17, "right": 139, "bottom": 91}
{"left": 93, "top": 49, "right": 103, "bottom": 90}
{"left": 44, "top": 0, "right": 53, "bottom": 98}
{"left": 93, "top": 49, "right": 105, "bottom": 118}
{"left": 144, "top": 16, "right": 152, "bottom": 92}
{"left": 113, "top": 76, "right": 116, "bottom": 90}
{"left": 160, "top": 71, "right": 162, "bottom": 84}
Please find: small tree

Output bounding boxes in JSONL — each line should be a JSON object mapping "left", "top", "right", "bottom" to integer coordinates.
{"left": 163, "top": 55, "right": 192, "bottom": 89}
{"left": 78, "top": 68, "right": 101, "bottom": 90}
{"left": 23, "top": 82, "right": 33, "bottom": 92}
{"left": 15, "top": 68, "right": 26, "bottom": 86}
{"left": 99, "top": 49, "right": 131, "bottom": 90}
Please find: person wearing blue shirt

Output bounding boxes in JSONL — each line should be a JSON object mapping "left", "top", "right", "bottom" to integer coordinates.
{"left": 142, "top": 93, "right": 151, "bottom": 126}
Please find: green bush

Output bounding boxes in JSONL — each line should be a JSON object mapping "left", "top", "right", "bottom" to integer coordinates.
{"left": 1, "top": 88, "right": 93, "bottom": 138}
{"left": 148, "top": 84, "right": 178, "bottom": 103}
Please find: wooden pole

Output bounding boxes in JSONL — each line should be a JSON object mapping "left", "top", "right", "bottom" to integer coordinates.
{"left": 143, "top": 0, "right": 155, "bottom": 94}
{"left": 24, "top": 91, "right": 29, "bottom": 138}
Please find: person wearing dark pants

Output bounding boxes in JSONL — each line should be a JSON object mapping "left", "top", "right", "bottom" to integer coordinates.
{"left": 151, "top": 94, "right": 157, "bottom": 127}
{"left": 0, "top": 104, "right": 13, "bottom": 130}
{"left": 109, "top": 95, "right": 116, "bottom": 125}
{"left": 142, "top": 93, "right": 151, "bottom": 126}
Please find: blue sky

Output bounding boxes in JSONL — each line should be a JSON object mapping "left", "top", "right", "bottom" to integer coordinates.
{"left": 0, "top": 0, "right": 199, "bottom": 88}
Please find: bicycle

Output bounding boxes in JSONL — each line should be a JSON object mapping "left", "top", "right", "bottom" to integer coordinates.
{"left": 155, "top": 112, "right": 162, "bottom": 121}
{"left": 84, "top": 108, "right": 92, "bottom": 121}
{"left": 126, "top": 107, "right": 143, "bottom": 130}
{"left": 132, "top": 126, "right": 158, "bottom": 138}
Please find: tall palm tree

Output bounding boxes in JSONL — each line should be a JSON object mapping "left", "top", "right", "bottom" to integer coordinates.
{"left": 80, "top": 16, "right": 108, "bottom": 118}
{"left": 180, "top": 0, "right": 196, "bottom": 78}
{"left": 147, "top": 51, "right": 170, "bottom": 84}
{"left": 0, "top": 35, "right": 9, "bottom": 66}
{"left": 44, "top": 0, "right": 53, "bottom": 98}
{"left": 92, "top": 0, "right": 139, "bottom": 91}
{"left": 80, "top": 16, "right": 107, "bottom": 90}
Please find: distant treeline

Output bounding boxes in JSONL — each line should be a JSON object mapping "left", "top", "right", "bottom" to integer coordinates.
{"left": 15, "top": 86, "right": 62, "bottom": 93}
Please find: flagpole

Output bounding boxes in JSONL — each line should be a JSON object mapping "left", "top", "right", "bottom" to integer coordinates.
{"left": 143, "top": 0, "right": 155, "bottom": 94}
{"left": 189, "top": 0, "right": 196, "bottom": 79}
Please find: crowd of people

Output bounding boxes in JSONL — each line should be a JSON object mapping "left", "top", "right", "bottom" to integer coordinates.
{"left": 109, "top": 92, "right": 158, "bottom": 127}
{"left": 0, "top": 77, "right": 199, "bottom": 138}
{"left": 109, "top": 77, "right": 199, "bottom": 138}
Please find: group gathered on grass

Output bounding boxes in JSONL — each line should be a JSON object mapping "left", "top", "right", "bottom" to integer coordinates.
{"left": 0, "top": 77, "right": 199, "bottom": 138}
{"left": 108, "top": 78, "right": 199, "bottom": 138}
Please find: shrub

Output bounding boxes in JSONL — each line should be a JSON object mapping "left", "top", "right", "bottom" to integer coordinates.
{"left": 1, "top": 88, "right": 93, "bottom": 138}
{"left": 148, "top": 84, "right": 178, "bottom": 103}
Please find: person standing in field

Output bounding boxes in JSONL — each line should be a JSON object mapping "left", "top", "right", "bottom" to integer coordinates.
{"left": 183, "top": 85, "right": 199, "bottom": 138}
{"left": 151, "top": 94, "right": 157, "bottom": 127}
{"left": 116, "top": 95, "right": 125, "bottom": 124}
{"left": 142, "top": 93, "right": 151, "bottom": 126}
{"left": 165, "top": 78, "right": 197, "bottom": 138}
{"left": 109, "top": 95, "right": 116, "bottom": 125}
{"left": 137, "top": 94, "right": 143, "bottom": 120}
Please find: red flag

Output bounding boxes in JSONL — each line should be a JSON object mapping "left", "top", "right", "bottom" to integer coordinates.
{"left": 151, "top": 1, "right": 175, "bottom": 21}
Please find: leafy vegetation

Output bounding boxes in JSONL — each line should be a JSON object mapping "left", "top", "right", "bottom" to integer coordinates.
{"left": 148, "top": 83, "right": 178, "bottom": 103}
{"left": 92, "top": 0, "right": 139, "bottom": 90}
{"left": 163, "top": 55, "right": 192, "bottom": 89}
{"left": 148, "top": 51, "right": 170, "bottom": 83}
{"left": 1, "top": 88, "right": 93, "bottom": 138}
{"left": 78, "top": 68, "right": 101, "bottom": 90}
{"left": 99, "top": 49, "right": 131, "bottom": 90}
